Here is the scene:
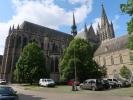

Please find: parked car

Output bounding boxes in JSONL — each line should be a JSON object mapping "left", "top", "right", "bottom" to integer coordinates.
{"left": 80, "top": 79, "right": 104, "bottom": 91}
{"left": 39, "top": 78, "right": 55, "bottom": 87}
{"left": 0, "top": 86, "right": 18, "bottom": 100}
{"left": 122, "top": 80, "right": 131, "bottom": 87}
{"left": 113, "top": 79, "right": 123, "bottom": 87}
{"left": 67, "top": 79, "right": 80, "bottom": 86}
{"left": 102, "top": 79, "right": 110, "bottom": 89}
{"left": 107, "top": 79, "right": 118, "bottom": 88}
{"left": 0, "top": 79, "right": 7, "bottom": 85}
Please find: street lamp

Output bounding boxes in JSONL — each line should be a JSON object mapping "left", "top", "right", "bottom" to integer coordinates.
{"left": 73, "top": 44, "right": 78, "bottom": 91}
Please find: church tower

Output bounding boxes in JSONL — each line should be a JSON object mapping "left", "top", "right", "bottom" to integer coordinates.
{"left": 71, "top": 12, "right": 77, "bottom": 37}
{"left": 97, "top": 4, "right": 115, "bottom": 42}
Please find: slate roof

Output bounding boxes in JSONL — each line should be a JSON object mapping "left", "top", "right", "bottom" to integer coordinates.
{"left": 94, "top": 35, "right": 128, "bottom": 56}
{"left": 20, "top": 21, "right": 72, "bottom": 37}
{"left": 76, "top": 26, "right": 98, "bottom": 43}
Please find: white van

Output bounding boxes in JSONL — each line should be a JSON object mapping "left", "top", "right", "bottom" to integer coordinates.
{"left": 39, "top": 79, "right": 55, "bottom": 87}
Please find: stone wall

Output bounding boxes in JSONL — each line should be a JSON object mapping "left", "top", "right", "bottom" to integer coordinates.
{"left": 94, "top": 49, "right": 133, "bottom": 78}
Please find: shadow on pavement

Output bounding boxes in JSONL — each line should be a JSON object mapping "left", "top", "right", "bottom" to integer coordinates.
{"left": 19, "top": 93, "right": 46, "bottom": 100}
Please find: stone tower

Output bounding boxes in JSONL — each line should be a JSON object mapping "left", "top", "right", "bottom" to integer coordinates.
{"left": 71, "top": 12, "right": 77, "bottom": 37}
{"left": 97, "top": 4, "right": 115, "bottom": 42}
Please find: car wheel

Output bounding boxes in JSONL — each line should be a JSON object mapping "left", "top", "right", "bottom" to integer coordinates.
{"left": 92, "top": 87, "right": 96, "bottom": 91}
{"left": 109, "top": 85, "right": 112, "bottom": 89}
{"left": 80, "top": 85, "right": 83, "bottom": 90}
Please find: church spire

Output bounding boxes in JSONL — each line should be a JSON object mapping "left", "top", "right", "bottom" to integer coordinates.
{"left": 9, "top": 26, "right": 11, "bottom": 35}
{"left": 101, "top": 4, "right": 109, "bottom": 27}
{"left": 71, "top": 12, "right": 77, "bottom": 37}
{"left": 84, "top": 23, "right": 87, "bottom": 32}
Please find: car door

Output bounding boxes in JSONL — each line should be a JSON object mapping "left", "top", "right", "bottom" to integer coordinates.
{"left": 83, "top": 81, "right": 88, "bottom": 89}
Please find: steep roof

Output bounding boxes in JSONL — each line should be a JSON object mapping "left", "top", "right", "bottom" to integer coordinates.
{"left": 75, "top": 25, "right": 98, "bottom": 43}
{"left": 94, "top": 35, "right": 128, "bottom": 56}
{"left": 20, "top": 21, "right": 72, "bottom": 37}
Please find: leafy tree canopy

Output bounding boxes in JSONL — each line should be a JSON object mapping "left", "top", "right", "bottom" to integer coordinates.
{"left": 14, "top": 42, "right": 48, "bottom": 85}
{"left": 59, "top": 38, "right": 106, "bottom": 82}
{"left": 121, "top": 0, "right": 133, "bottom": 34}
{"left": 120, "top": 65, "right": 132, "bottom": 79}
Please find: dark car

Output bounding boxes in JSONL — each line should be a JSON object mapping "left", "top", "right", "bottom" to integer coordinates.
{"left": 107, "top": 79, "right": 118, "bottom": 88}
{"left": 0, "top": 86, "right": 18, "bottom": 100}
{"left": 67, "top": 79, "right": 80, "bottom": 86}
{"left": 122, "top": 80, "right": 131, "bottom": 87}
{"left": 102, "top": 79, "right": 110, "bottom": 89}
{"left": 80, "top": 79, "right": 104, "bottom": 91}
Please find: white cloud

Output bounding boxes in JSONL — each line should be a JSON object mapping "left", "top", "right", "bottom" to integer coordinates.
{"left": 68, "top": 0, "right": 91, "bottom": 4}
{"left": 92, "top": 18, "right": 101, "bottom": 33}
{"left": 0, "top": 0, "right": 93, "bottom": 55}
{"left": 112, "top": 15, "right": 120, "bottom": 31}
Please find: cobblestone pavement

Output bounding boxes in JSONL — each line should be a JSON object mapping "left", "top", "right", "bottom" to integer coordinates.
{"left": 10, "top": 84, "right": 133, "bottom": 100}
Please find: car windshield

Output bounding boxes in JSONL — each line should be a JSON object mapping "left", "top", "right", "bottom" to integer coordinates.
{"left": 47, "top": 79, "right": 53, "bottom": 82}
{"left": 96, "top": 79, "right": 102, "bottom": 83}
{"left": 113, "top": 79, "right": 118, "bottom": 82}
{"left": 0, "top": 87, "right": 15, "bottom": 95}
{"left": 108, "top": 79, "right": 112, "bottom": 81}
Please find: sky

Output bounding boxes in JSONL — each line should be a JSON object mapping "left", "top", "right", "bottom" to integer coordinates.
{"left": 0, "top": 0, "right": 131, "bottom": 55}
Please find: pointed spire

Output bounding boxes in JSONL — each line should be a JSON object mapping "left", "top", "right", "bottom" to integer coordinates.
{"left": 84, "top": 23, "right": 87, "bottom": 32}
{"left": 9, "top": 26, "right": 11, "bottom": 35}
{"left": 71, "top": 12, "right": 77, "bottom": 37}
{"left": 73, "top": 12, "right": 76, "bottom": 26}
{"left": 89, "top": 23, "right": 93, "bottom": 30}
{"left": 17, "top": 24, "right": 19, "bottom": 30}
{"left": 111, "top": 21, "right": 113, "bottom": 26}
{"left": 101, "top": 4, "right": 109, "bottom": 27}
{"left": 98, "top": 23, "right": 100, "bottom": 29}
{"left": 9, "top": 26, "right": 11, "bottom": 31}
{"left": 12, "top": 25, "right": 14, "bottom": 30}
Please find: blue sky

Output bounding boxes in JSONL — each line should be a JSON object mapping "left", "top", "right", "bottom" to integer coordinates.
{"left": 0, "top": 0, "right": 131, "bottom": 55}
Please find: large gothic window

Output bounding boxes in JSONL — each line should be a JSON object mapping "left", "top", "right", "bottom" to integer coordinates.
{"left": 52, "top": 43, "right": 58, "bottom": 53}
{"left": 9, "top": 36, "right": 15, "bottom": 48}
{"left": 15, "top": 36, "right": 21, "bottom": 48}
{"left": 22, "top": 37, "right": 27, "bottom": 49}
{"left": 120, "top": 54, "right": 123, "bottom": 64}
{"left": 103, "top": 57, "right": 106, "bottom": 65}
{"left": 41, "top": 42, "right": 44, "bottom": 50}
{"left": 55, "top": 58, "right": 59, "bottom": 72}
{"left": 111, "top": 56, "right": 114, "bottom": 65}
{"left": 50, "top": 58, "right": 54, "bottom": 72}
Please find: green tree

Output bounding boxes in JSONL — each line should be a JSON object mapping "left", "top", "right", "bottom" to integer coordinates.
{"left": 120, "top": 65, "right": 132, "bottom": 79}
{"left": 121, "top": 0, "right": 133, "bottom": 63}
{"left": 121, "top": 0, "right": 133, "bottom": 34}
{"left": 59, "top": 38, "right": 106, "bottom": 82}
{"left": 14, "top": 42, "right": 48, "bottom": 85}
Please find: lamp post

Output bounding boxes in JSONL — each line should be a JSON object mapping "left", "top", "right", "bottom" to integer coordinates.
{"left": 74, "top": 44, "right": 78, "bottom": 91}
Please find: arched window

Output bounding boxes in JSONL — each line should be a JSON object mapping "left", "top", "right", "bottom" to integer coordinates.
{"left": 111, "top": 56, "right": 114, "bottom": 65}
{"left": 55, "top": 58, "right": 59, "bottom": 72}
{"left": 50, "top": 58, "right": 54, "bottom": 72}
{"left": 103, "top": 57, "right": 106, "bottom": 65}
{"left": 41, "top": 42, "right": 44, "bottom": 49}
{"left": 22, "top": 37, "right": 27, "bottom": 49}
{"left": 120, "top": 54, "right": 123, "bottom": 64}
{"left": 9, "top": 36, "right": 15, "bottom": 48}
{"left": 16, "top": 36, "right": 21, "bottom": 48}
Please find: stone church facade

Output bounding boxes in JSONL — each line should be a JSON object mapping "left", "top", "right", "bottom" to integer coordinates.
{"left": 0, "top": 4, "right": 133, "bottom": 82}
{"left": 0, "top": 21, "right": 72, "bottom": 82}
{"left": 76, "top": 4, "right": 133, "bottom": 79}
